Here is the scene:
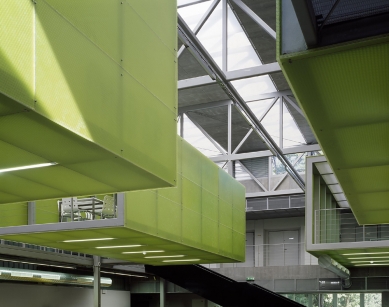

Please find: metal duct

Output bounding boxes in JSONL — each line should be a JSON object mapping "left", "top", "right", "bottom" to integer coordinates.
{"left": 0, "top": 267, "right": 112, "bottom": 287}
{"left": 318, "top": 255, "right": 351, "bottom": 288}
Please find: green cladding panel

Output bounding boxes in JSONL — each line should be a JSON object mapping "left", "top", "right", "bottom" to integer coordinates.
{"left": 0, "top": 0, "right": 177, "bottom": 203}
{"left": 0, "top": 138, "right": 246, "bottom": 265}
{"left": 277, "top": 1, "right": 389, "bottom": 225}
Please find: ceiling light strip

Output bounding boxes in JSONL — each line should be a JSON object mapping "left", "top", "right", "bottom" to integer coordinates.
{"left": 63, "top": 238, "right": 115, "bottom": 243}
{"left": 0, "top": 162, "right": 57, "bottom": 173}
{"left": 96, "top": 245, "right": 141, "bottom": 249}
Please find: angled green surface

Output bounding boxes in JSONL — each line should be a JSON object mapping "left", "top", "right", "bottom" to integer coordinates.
{"left": 0, "top": 138, "right": 246, "bottom": 265}
{"left": 277, "top": 1, "right": 389, "bottom": 225}
{"left": 0, "top": 0, "right": 177, "bottom": 203}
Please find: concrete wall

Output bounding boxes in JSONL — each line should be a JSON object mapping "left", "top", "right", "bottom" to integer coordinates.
{"left": 212, "top": 216, "right": 315, "bottom": 268}
{"left": 0, "top": 283, "right": 130, "bottom": 307}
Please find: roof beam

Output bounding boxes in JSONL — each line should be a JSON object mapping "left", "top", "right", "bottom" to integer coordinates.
{"left": 177, "top": 0, "right": 211, "bottom": 9}
{"left": 179, "top": 99, "right": 232, "bottom": 114}
{"left": 178, "top": 15, "right": 305, "bottom": 190}
{"left": 210, "top": 144, "right": 320, "bottom": 162}
{"left": 178, "top": 63, "right": 282, "bottom": 90}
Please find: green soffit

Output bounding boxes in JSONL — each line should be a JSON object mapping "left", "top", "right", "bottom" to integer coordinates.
{"left": 0, "top": 0, "right": 177, "bottom": 203}
{"left": 277, "top": 1, "right": 389, "bottom": 225}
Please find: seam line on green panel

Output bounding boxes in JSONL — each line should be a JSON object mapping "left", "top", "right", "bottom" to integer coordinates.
{"left": 122, "top": 0, "right": 176, "bottom": 57}
{"left": 7, "top": 173, "right": 69, "bottom": 196}
{"left": 0, "top": 188, "right": 25, "bottom": 200}
{"left": 39, "top": 0, "right": 177, "bottom": 115}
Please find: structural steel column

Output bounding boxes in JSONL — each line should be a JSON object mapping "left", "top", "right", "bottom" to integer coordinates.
{"left": 93, "top": 255, "right": 101, "bottom": 307}
{"left": 160, "top": 277, "right": 166, "bottom": 307}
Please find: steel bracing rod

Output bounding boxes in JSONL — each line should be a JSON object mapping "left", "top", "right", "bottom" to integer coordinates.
{"left": 185, "top": 112, "right": 227, "bottom": 155}
{"left": 319, "top": 0, "right": 341, "bottom": 31}
{"left": 177, "top": 15, "right": 306, "bottom": 190}
{"left": 238, "top": 160, "right": 268, "bottom": 191}
{"left": 283, "top": 94, "right": 304, "bottom": 116}
{"left": 177, "top": 0, "right": 210, "bottom": 9}
{"left": 178, "top": 0, "right": 220, "bottom": 58}
{"left": 230, "top": 0, "right": 276, "bottom": 39}
{"left": 232, "top": 128, "right": 253, "bottom": 154}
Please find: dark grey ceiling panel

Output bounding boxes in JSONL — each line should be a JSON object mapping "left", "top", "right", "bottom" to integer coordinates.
{"left": 178, "top": 48, "right": 208, "bottom": 80}
{"left": 178, "top": 84, "right": 230, "bottom": 108}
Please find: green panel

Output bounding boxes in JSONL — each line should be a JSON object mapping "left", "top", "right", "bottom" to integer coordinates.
{"left": 202, "top": 216, "right": 219, "bottom": 252}
{"left": 232, "top": 182, "right": 246, "bottom": 211}
{"left": 121, "top": 72, "right": 176, "bottom": 184}
{"left": 125, "top": 190, "right": 157, "bottom": 235}
{"left": 182, "top": 206, "right": 202, "bottom": 248}
{"left": 0, "top": 0, "right": 34, "bottom": 107}
{"left": 0, "top": 203, "right": 27, "bottom": 227}
{"left": 127, "top": 0, "right": 177, "bottom": 54}
{"left": 219, "top": 168, "right": 233, "bottom": 203}
{"left": 219, "top": 224, "right": 233, "bottom": 257}
{"left": 157, "top": 195, "right": 181, "bottom": 242}
{"left": 122, "top": 2, "right": 177, "bottom": 112}
{"left": 182, "top": 140, "right": 201, "bottom": 184}
{"left": 182, "top": 177, "right": 201, "bottom": 213}
{"left": 35, "top": 199, "right": 59, "bottom": 224}
{"left": 158, "top": 177, "right": 182, "bottom": 205}
{"left": 202, "top": 190, "right": 219, "bottom": 222}
{"left": 233, "top": 208, "right": 245, "bottom": 234}
{"left": 219, "top": 199, "right": 232, "bottom": 229}
{"left": 201, "top": 153, "right": 219, "bottom": 195}
{"left": 43, "top": 0, "right": 122, "bottom": 63}
{"left": 232, "top": 231, "right": 246, "bottom": 262}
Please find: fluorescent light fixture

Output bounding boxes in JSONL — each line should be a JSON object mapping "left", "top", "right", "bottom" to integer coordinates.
{"left": 63, "top": 238, "right": 114, "bottom": 243}
{"left": 0, "top": 162, "right": 57, "bottom": 173}
{"left": 289, "top": 238, "right": 294, "bottom": 240}
{"left": 343, "top": 252, "right": 389, "bottom": 256}
{"left": 351, "top": 260, "right": 389, "bottom": 263}
{"left": 162, "top": 259, "right": 200, "bottom": 262}
{"left": 0, "top": 258, "right": 74, "bottom": 269}
{"left": 122, "top": 250, "right": 164, "bottom": 254}
{"left": 348, "top": 256, "right": 389, "bottom": 260}
{"left": 354, "top": 263, "right": 389, "bottom": 266}
{"left": 96, "top": 245, "right": 141, "bottom": 249}
{"left": 145, "top": 255, "right": 184, "bottom": 259}
{"left": 100, "top": 271, "right": 148, "bottom": 278}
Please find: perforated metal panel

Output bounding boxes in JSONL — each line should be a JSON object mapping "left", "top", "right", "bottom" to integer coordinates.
{"left": 311, "top": 0, "right": 389, "bottom": 27}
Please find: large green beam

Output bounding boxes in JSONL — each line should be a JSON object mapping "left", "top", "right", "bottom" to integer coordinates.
{"left": 277, "top": 1, "right": 389, "bottom": 225}
{"left": 0, "top": 0, "right": 177, "bottom": 203}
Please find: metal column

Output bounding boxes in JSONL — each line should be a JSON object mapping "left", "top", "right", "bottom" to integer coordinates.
{"left": 93, "top": 255, "right": 101, "bottom": 307}
{"left": 160, "top": 278, "right": 166, "bottom": 307}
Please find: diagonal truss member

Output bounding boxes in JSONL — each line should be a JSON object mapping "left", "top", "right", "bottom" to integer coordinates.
{"left": 177, "top": 15, "right": 305, "bottom": 191}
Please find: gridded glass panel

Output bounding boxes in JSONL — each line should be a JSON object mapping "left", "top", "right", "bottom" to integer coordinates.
{"left": 246, "top": 198, "right": 267, "bottom": 211}
{"left": 290, "top": 195, "right": 305, "bottom": 208}
{"left": 268, "top": 196, "right": 289, "bottom": 210}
